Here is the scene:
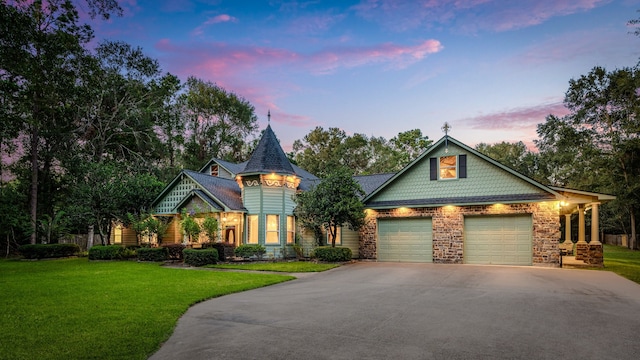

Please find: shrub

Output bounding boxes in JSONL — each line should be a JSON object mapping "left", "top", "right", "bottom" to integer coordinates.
{"left": 235, "top": 244, "right": 266, "bottom": 259}
{"left": 19, "top": 243, "right": 80, "bottom": 259}
{"left": 312, "top": 246, "right": 352, "bottom": 262}
{"left": 89, "top": 245, "right": 126, "bottom": 260}
{"left": 136, "top": 247, "right": 168, "bottom": 262}
{"left": 162, "top": 244, "right": 186, "bottom": 260}
{"left": 207, "top": 242, "right": 235, "bottom": 260}
{"left": 183, "top": 248, "right": 218, "bottom": 267}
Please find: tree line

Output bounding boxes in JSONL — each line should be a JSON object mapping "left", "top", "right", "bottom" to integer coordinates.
{"left": 0, "top": 1, "right": 260, "bottom": 249}
{"left": 1, "top": 1, "right": 638, "bottom": 251}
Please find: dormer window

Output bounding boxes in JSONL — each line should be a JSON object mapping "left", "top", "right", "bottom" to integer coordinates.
{"left": 211, "top": 165, "right": 219, "bottom": 177}
{"left": 430, "top": 155, "right": 467, "bottom": 181}
{"left": 439, "top": 156, "right": 457, "bottom": 179}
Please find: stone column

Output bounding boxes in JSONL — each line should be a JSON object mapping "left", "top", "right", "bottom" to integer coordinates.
{"left": 587, "top": 202, "right": 603, "bottom": 266}
{"left": 564, "top": 214, "right": 571, "bottom": 243}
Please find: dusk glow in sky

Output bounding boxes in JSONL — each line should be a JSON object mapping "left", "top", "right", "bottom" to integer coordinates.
{"left": 88, "top": 0, "right": 640, "bottom": 151}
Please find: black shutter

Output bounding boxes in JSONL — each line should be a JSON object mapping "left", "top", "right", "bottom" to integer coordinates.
{"left": 430, "top": 157, "right": 437, "bottom": 180}
{"left": 459, "top": 155, "right": 467, "bottom": 178}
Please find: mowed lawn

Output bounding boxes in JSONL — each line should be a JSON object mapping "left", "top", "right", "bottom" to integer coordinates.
{"left": 0, "top": 258, "right": 293, "bottom": 360}
{"left": 602, "top": 244, "right": 640, "bottom": 284}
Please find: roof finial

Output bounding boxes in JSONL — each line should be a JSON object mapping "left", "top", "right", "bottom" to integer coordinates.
{"left": 441, "top": 122, "right": 451, "bottom": 136}
{"left": 267, "top": 110, "right": 271, "bottom": 124}
{"left": 442, "top": 122, "right": 451, "bottom": 153}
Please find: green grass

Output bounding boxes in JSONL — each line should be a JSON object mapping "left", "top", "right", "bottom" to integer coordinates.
{"left": 602, "top": 244, "right": 640, "bottom": 284}
{"left": 207, "top": 261, "right": 339, "bottom": 272}
{"left": 0, "top": 258, "right": 293, "bottom": 360}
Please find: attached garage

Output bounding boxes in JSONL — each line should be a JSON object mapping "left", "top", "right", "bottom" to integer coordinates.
{"left": 464, "top": 215, "right": 533, "bottom": 265}
{"left": 378, "top": 218, "right": 432, "bottom": 262}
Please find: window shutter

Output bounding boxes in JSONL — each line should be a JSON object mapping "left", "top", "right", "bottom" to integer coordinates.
{"left": 430, "top": 157, "right": 437, "bottom": 180}
{"left": 459, "top": 155, "right": 467, "bottom": 178}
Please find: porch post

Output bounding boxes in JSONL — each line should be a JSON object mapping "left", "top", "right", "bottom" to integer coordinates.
{"left": 590, "top": 203, "right": 601, "bottom": 245}
{"left": 564, "top": 214, "right": 571, "bottom": 243}
{"left": 577, "top": 204, "right": 587, "bottom": 244}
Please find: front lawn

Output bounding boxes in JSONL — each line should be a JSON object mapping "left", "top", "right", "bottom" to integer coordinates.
{"left": 603, "top": 244, "right": 640, "bottom": 284}
{"left": 207, "top": 261, "right": 339, "bottom": 272}
{"left": 0, "top": 258, "right": 293, "bottom": 360}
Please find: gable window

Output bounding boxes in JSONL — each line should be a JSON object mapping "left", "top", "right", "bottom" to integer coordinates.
{"left": 266, "top": 215, "right": 280, "bottom": 244}
{"left": 440, "top": 156, "right": 457, "bottom": 179}
{"left": 247, "top": 215, "right": 258, "bottom": 244}
{"left": 211, "top": 165, "right": 219, "bottom": 177}
{"left": 327, "top": 227, "right": 341, "bottom": 246}
{"left": 430, "top": 155, "right": 467, "bottom": 180}
{"left": 286, "top": 216, "right": 295, "bottom": 244}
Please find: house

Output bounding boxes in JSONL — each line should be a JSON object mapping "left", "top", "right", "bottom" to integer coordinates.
{"left": 120, "top": 124, "right": 612, "bottom": 266}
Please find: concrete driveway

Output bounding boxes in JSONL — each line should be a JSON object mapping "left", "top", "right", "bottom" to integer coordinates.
{"left": 150, "top": 263, "right": 640, "bottom": 360}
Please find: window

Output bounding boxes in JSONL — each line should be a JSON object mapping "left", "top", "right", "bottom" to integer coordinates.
{"left": 286, "top": 216, "right": 295, "bottom": 244}
{"left": 247, "top": 215, "right": 258, "bottom": 244}
{"left": 439, "top": 156, "right": 457, "bottom": 179}
{"left": 431, "top": 155, "right": 467, "bottom": 180}
{"left": 327, "top": 227, "right": 341, "bottom": 245}
{"left": 113, "top": 225, "right": 122, "bottom": 244}
{"left": 266, "top": 215, "right": 280, "bottom": 244}
{"left": 211, "top": 165, "right": 219, "bottom": 177}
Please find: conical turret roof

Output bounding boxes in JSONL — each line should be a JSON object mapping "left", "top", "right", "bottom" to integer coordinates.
{"left": 239, "top": 124, "right": 296, "bottom": 176}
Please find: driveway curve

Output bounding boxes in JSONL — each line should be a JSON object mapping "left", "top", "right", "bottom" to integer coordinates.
{"left": 150, "top": 263, "right": 640, "bottom": 360}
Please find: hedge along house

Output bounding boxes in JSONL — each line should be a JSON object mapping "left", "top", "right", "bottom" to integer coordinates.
{"left": 359, "top": 135, "right": 614, "bottom": 267}
{"left": 147, "top": 123, "right": 319, "bottom": 257}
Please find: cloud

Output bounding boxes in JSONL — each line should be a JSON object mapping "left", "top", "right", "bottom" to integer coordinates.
{"left": 460, "top": 101, "right": 570, "bottom": 131}
{"left": 352, "top": 0, "right": 611, "bottom": 33}
{"left": 154, "top": 38, "right": 442, "bottom": 78}
{"left": 512, "top": 28, "right": 634, "bottom": 66}
{"left": 191, "top": 14, "right": 239, "bottom": 36}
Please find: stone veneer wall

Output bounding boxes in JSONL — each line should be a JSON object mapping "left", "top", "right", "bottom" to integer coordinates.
{"left": 359, "top": 202, "right": 560, "bottom": 266}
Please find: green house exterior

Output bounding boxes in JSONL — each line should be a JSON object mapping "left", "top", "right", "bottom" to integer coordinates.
{"left": 149, "top": 126, "right": 612, "bottom": 266}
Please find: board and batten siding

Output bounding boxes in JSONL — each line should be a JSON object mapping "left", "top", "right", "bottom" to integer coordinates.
{"left": 341, "top": 227, "right": 360, "bottom": 258}
{"left": 369, "top": 142, "right": 547, "bottom": 203}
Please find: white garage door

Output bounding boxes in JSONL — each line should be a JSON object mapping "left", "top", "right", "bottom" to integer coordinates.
{"left": 378, "top": 218, "right": 432, "bottom": 262}
{"left": 464, "top": 215, "right": 532, "bottom": 265}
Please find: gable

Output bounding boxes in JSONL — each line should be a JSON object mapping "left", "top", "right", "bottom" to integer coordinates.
{"left": 366, "top": 141, "right": 555, "bottom": 207}
{"left": 155, "top": 175, "right": 198, "bottom": 214}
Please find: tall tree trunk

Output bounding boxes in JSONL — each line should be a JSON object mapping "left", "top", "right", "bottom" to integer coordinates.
{"left": 630, "top": 207, "right": 637, "bottom": 250}
{"left": 29, "top": 126, "right": 39, "bottom": 244}
{"left": 87, "top": 224, "right": 94, "bottom": 251}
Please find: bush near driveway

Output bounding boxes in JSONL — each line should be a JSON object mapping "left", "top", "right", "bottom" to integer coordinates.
{"left": 312, "top": 246, "right": 352, "bottom": 262}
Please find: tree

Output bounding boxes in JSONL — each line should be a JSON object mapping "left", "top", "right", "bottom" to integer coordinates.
{"left": 182, "top": 77, "right": 259, "bottom": 168}
{"left": 292, "top": 127, "right": 347, "bottom": 178}
{"left": 180, "top": 210, "right": 201, "bottom": 243}
{"left": 475, "top": 141, "right": 541, "bottom": 181}
{"left": 202, "top": 216, "right": 220, "bottom": 243}
{"left": 389, "top": 129, "right": 432, "bottom": 167}
{"left": 292, "top": 127, "right": 432, "bottom": 177}
{"left": 0, "top": 0, "right": 122, "bottom": 244}
{"left": 537, "top": 66, "right": 640, "bottom": 249}
{"left": 294, "top": 167, "right": 366, "bottom": 247}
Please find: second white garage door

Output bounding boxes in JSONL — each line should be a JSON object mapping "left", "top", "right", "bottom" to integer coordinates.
{"left": 464, "top": 215, "right": 533, "bottom": 265}
{"left": 378, "top": 218, "right": 432, "bottom": 262}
